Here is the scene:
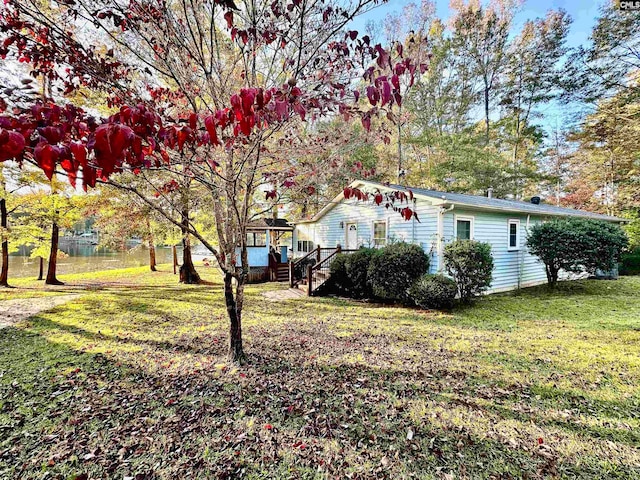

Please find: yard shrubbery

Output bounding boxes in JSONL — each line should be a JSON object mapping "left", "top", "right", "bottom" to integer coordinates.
{"left": 620, "top": 248, "right": 640, "bottom": 276}
{"left": 409, "top": 274, "right": 457, "bottom": 310}
{"left": 329, "top": 248, "right": 375, "bottom": 298}
{"left": 443, "top": 240, "right": 494, "bottom": 302}
{"left": 368, "top": 242, "right": 430, "bottom": 302}
{"left": 527, "top": 218, "right": 628, "bottom": 286}
{"left": 330, "top": 242, "right": 429, "bottom": 304}
{"left": 344, "top": 248, "right": 376, "bottom": 298}
{"left": 329, "top": 253, "right": 350, "bottom": 290}
{"left": 330, "top": 240, "right": 495, "bottom": 308}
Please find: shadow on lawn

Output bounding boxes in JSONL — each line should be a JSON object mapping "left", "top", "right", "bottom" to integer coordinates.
{"left": 27, "top": 314, "right": 228, "bottom": 357}
{"left": 2, "top": 313, "right": 639, "bottom": 479}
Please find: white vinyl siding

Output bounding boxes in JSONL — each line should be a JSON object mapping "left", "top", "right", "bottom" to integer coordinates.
{"left": 304, "top": 201, "right": 550, "bottom": 292}
{"left": 443, "top": 209, "right": 548, "bottom": 292}
{"left": 297, "top": 198, "right": 440, "bottom": 272}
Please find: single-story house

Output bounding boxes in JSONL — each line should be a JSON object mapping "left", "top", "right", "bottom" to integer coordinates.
{"left": 292, "top": 180, "right": 625, "bottom": 293}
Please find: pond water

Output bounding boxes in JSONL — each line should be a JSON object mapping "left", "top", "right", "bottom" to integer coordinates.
{"left": 9, "top": 239, "right": 184, "bottom": 279}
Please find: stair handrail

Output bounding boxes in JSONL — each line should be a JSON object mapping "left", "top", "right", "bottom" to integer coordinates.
{"left": 289, "top": 245, "right": 321, "bottom": 287}
{"left": 306, "top": 246, "right": 360, "bottom": 295}
{"left": 289, "top": 246, "right": 337, "bottom": 287}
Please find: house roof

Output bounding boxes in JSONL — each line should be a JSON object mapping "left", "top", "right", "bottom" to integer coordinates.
{"left": 297, "top": 180, "right": 626, "bottom": 224}
{"left": 247, "top": 218, "right": 294, "bottom": 231}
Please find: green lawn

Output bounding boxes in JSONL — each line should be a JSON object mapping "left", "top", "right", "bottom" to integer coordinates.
{"left": 1, "top": 266, "right": 639, "bottom": 479}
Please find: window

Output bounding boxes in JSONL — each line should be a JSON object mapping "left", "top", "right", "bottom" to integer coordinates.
{"left": 508, "top": 219, "right": 520, "bottom": 250}
{"left": 297, "top": 240, "right": 314, "bottom": 253}
{"left": 246, "top": 231, "right": 267, "bottom": 247}
{"left": 373, "top": 221, "right": 387, "bottom": 247}
{"left": 455, "top": 216, "right": 473, "bottom": 240}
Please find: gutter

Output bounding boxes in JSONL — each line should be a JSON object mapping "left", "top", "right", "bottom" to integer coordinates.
{"left": 426, "top": 199, "right": 624, "bottom": 223}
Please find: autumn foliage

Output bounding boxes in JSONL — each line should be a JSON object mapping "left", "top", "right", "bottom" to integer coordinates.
{"left": 0, "top": 0, "right": 427, "bottom": 361}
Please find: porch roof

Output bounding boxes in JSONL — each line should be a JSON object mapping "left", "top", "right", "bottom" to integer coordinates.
{"left": 246, "top": 218, "right": 294, "bottom": 231}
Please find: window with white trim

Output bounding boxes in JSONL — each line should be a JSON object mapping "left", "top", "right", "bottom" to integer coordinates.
{"left": 373, "top": 220, "right": 387, "bottom": 247}
{"left": 508, "top": 219, "right": 520, "bottom": 250}
{"left": 246, "top": 231, "right": 267, "bottom": 247}
{"left": 297, "top": 240, "right": 314, "bottom": 253}
{"left": 455, "top": 216, "right": 474, "bottom": 240}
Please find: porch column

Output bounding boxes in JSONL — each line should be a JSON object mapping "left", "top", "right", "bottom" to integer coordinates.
{"left": 291, "top": 227, "right": 297, "bottom": 257}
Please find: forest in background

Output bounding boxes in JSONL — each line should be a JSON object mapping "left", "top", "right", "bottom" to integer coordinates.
{"left": 293, "top": 0, "right": 640, "bottom": 247}
{"left": 1, "top": 0, "right": 638, "bottom": 259}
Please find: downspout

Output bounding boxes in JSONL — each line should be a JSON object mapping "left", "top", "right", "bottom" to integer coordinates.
{"left": 519, "top": 214, "right": 530, "bottom": 289}
{"left": 412, "top": 213, "right": 416, "bottom": 244}
{"left": 437, "top": 204, "right": 455, "bottom": 272}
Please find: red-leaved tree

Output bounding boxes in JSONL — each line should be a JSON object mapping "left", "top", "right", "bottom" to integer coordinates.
{"left": 0, "top": 0, "right": 426, "bottom": 362}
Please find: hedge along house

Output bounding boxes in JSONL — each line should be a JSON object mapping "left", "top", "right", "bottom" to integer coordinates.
{"left": 292, "top": 180, "right": 626, "bottom": 293}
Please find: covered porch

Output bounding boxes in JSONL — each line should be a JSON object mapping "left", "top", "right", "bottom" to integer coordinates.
{"left": 241, "top": 218, "right": 293, "bottom": 282}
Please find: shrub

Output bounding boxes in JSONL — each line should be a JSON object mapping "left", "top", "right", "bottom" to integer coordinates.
{"left": 368, "top": 242, "right": 429, "bottom": 302}
{"left": 344, "top": 248, "right": 375, "bottom": 298}
{"left": 443, "top": 240, "right": 493, "bottom": 302}
{"left": 526, "top": 218, "right": 628, "bottom": 286}
{"left": 329, "top": 253, "right": 352, "bottom": 292}
{"left": 329, "top": 248, "right": 376, "bottom": 298}
{"left": 409, "top": 274, "right": 457, "bottom": 310}
{"left": 620, "top": 248, "right": 640, "bottom": 276}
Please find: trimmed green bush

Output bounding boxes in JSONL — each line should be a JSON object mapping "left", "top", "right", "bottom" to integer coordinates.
{"left": 368, "top": 242, "right": 429, "bottom": 302}
{"left": 443, "top": 240, "right": 493, "bottom": 302}
{"left": 527, "top": 218, "right": 628, "bottom": 285}
{"left": 329, "top": 253, "right": 352, "bottom": 292}
{"left": 409, "top": 274, "right": 457, "bottom": 310}
{"left": 344, "top": 248, "right": 376, "bottom": 298}
{"left": 329, "top": 248, "right": 376, "bottom": 298}
{"left": 620, "top": 249, "right": 640, "bottom": 276}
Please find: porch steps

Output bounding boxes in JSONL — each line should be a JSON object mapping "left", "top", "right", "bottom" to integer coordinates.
{"left": 275, "top": 263, "right": 289, "bottom": 282}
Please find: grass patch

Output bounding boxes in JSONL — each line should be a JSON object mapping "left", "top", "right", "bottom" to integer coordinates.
{"left": 1, "top": 268, "right": 639, "bottom": 479}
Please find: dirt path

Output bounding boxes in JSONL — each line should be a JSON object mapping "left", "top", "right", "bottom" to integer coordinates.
{"left": 0, "top": 294, "right": 80, "bottom": 328}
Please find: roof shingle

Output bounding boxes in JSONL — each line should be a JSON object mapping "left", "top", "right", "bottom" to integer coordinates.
{"left": 378, "top": 182, "right": 625, "bottom": 222}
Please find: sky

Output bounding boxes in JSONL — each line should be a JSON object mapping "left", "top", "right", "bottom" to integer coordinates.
{"left": 347, "top": 0, "right": 609, "bottom": 133}
{"left": 351, "top": 0, "right": 603, "bottom": 45}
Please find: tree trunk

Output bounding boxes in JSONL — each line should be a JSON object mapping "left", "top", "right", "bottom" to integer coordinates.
{"left": 180, "top": 235, "right": 200, "bottom": 284}
{"left": 172, "top": 245, "right": 178, "bottom": 275}
{"left": 484, "top": 86, "right": 490, "bottom": 143}
{"left": 397, "top": 105, "right": 403, "bottom": 185}
{"left": 545, "top": 265, "right": 558, "bottom": 288}
{"left": 146, "top": 217, "right": 157, "bottom": 272}
{"left": 0, "top": 198, "right": 9, "bottom": 287}
{"left": 179, "top": 207, "right": 200, "bottom": 284}
{"left": 225, "top": 272, "right": 245, "bottom": 363}
{"left": 45, "top": 221, "right": 63, "bottom": 285}
{"left": 37, "top": 256, "right": 44, "bottom": 281}
{"left": 149, "top": 239, "right": 157, "bottom": 271}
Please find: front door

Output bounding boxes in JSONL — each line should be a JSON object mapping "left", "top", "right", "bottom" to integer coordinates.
{"left": 346, "top": 223, "right": 358, "bottom": 249}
